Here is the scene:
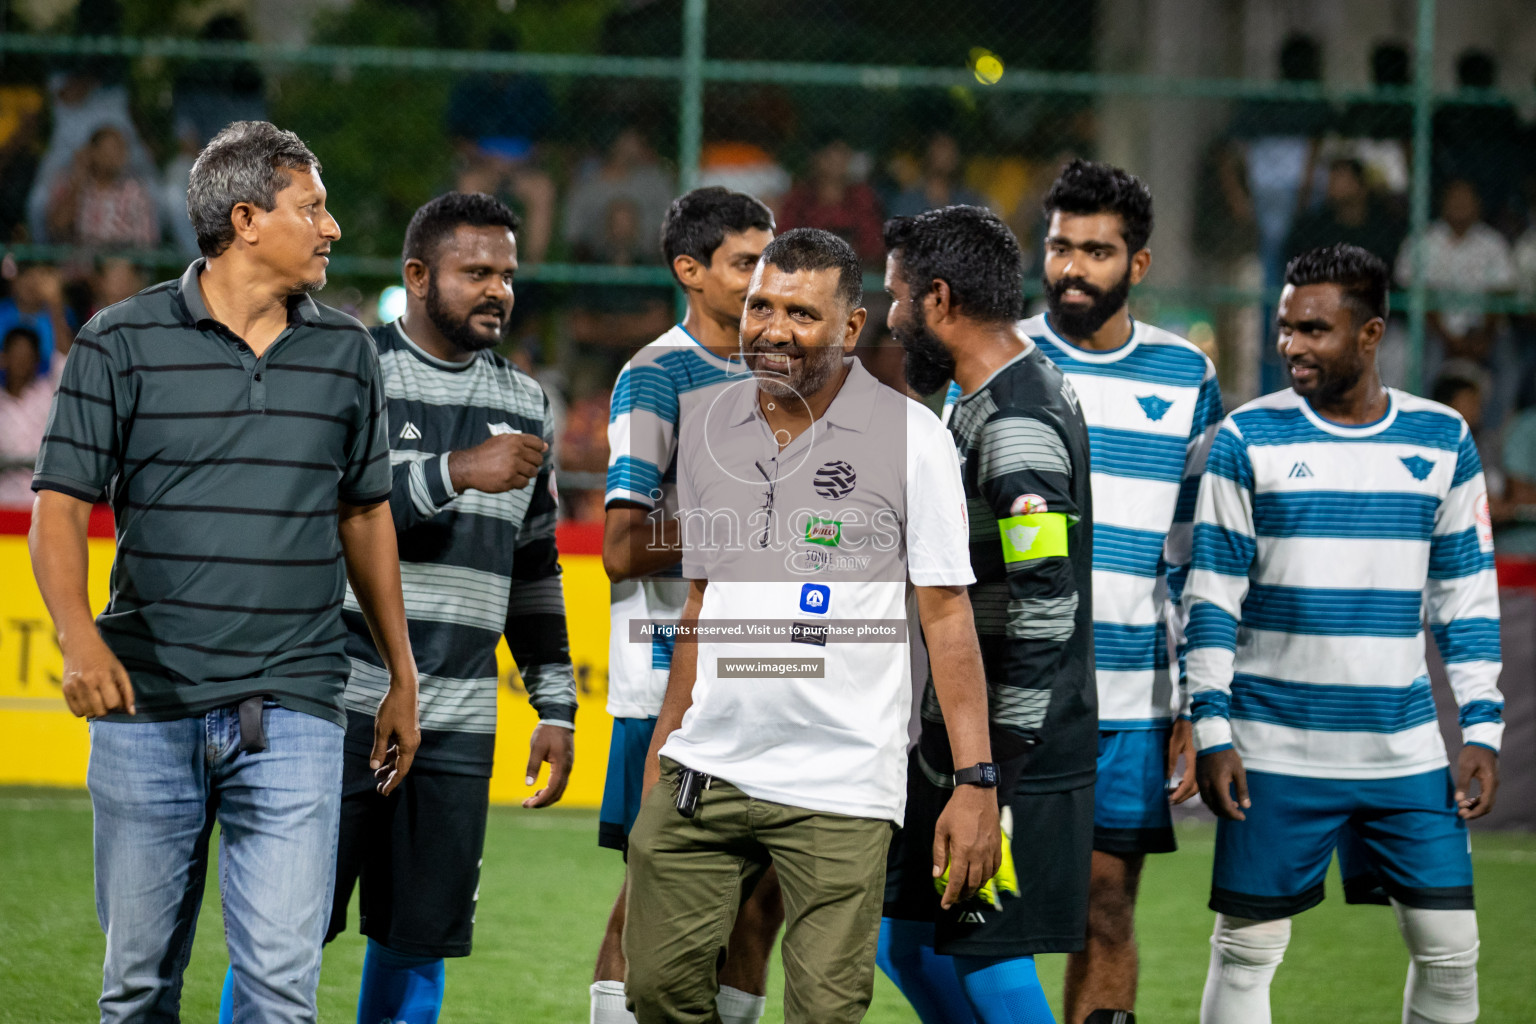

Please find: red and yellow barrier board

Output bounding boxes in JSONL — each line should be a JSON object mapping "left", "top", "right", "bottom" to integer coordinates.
{"left": 0, "top": 508, "right": 615, "bottom": 808}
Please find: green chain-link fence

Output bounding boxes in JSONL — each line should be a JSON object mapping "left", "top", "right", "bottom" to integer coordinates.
{"left": 3, "top": 0, "right": 1535, "bottom": 515}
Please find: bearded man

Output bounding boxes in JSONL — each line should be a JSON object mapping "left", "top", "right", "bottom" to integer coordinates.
{"left": 216, "top": 190, "right": 579, "bottom": 1024}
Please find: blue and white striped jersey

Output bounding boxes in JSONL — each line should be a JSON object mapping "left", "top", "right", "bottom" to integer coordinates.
{"left": 945, "top": 314, "right": 1223, "bottom": 728}
{"left": 605, "top": 324, "right": 750, "bottom": 718}
{"left": 1183, "top": 388, "right": 1504, "bottom": 780}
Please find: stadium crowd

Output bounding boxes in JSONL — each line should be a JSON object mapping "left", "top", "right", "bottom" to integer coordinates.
{"left": 6, "top": 8, "right": 1536, "bottom": 533}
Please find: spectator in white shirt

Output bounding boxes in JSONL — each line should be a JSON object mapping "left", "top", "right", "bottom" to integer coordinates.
{"left": 0, "top": 325, "right": 69, "bottom": 506}
{"left": 1396, "top": 179, "right": 1518, "bottom": 427}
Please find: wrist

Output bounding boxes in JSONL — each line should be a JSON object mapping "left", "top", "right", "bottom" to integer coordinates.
{"left": 446, "top": 450, "right": 471, "bottom": 492}
{"left": 57, "top": 619, "right": 107, "bottom": 657}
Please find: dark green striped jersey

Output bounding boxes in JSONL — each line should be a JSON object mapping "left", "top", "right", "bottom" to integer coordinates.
{"left": 32, "top": 260, "right": 393, "bottom": 727}
{"left": 926, "top": 341, "right": 1097, "bottom": 791}
{"left": 339, "top": 321, "right": 575, "bottom": 776}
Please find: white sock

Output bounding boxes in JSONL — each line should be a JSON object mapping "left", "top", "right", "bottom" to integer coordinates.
{"left": 1393, "top": 902, "right": 1479, "bottom": 1024}
{"left": 716, "top": 984, "right": 767, "bottom": 1024}
{"left": 1199, "top": 914, "right": 1290, "bottom": 1024}
{"left": 590, "top": 980, "right": 637, "bottom": 1024}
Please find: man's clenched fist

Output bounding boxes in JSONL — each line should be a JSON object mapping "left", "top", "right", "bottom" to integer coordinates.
{"left": 447, "top": 433, "right": 547, "bottom": 494}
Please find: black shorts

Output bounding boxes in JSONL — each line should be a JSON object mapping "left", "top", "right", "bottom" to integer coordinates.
{"left": 326, "top": 749, "right": 491, "bottom": 958}
{"left": 884, "top": 748, "right": 1094, "bottom": 957}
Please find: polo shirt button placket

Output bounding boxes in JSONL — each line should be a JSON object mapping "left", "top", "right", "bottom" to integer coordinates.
{"left": 250, "top": 360, "right": 266, "bottom": 412}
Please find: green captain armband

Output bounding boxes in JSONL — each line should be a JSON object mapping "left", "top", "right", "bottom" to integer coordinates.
{"left": 998, "top": 512, "right": 1069, "bottom": 563}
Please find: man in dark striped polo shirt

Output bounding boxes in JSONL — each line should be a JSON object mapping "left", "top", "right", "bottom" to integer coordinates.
{"left": 28, "top": 121, "right": 420, "bottom": 1024}
{"left": 289, "top": 192, "right": 574, "bottom": 1024}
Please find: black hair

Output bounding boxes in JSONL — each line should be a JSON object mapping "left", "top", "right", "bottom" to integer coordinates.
{"left": 661, "top": 186, "right": 775, "bottom": 284}
{"left": 1283, "top": 243, "right": 1390, "bottom": 324}
{"left": 1431, "top": 372, "right": 1481, "bottom": 406}
{"left": 1042, "top": 158, "right": 1155, "bottom": 254}
{"left": 3, "top": 324, "right": 41, "bottom": 354}
{"left": 1456, "top": 49, "right": 1496, "bottom": 89}
{"left": 759, "top": 228, "right": 862, "bottom": 309}
{"left": 1329, "top": 157, "right": 1366, "bottom": 182}
{"left": 1280, "top": 33, "right": 1322, "bottom": 82}
{"left": 883, "top": 205, "right": 1024, "bottom": 325}
{"left": 402, "top": 191, "right": 521, "bottom": 268}
{"left": 1371, "top": 42, "right": 1410, "bottom": 86}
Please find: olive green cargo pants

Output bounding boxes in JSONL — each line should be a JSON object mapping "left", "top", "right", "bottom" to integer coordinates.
{"left": 623, "top": 758, "right": 895, "bottom": 1024}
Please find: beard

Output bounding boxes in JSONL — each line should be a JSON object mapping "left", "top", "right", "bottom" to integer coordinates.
{"left": 748, "top": 340, "right": 844, "bottom": 402}
{"left": 426, "top": 275, "right": 508, "bottom": 353}
{"left": 1044, "top": 267, "right": 1132, "bottom": 340}
{"left": 1291, "top": 352, "right": 1366, "bottom": 405}
{"left": 892, "top": 302, "right": 956, "bottom": 397}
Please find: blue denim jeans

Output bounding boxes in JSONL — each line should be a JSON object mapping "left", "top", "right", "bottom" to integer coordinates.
{"left": 87, "top": 704, "right": 344, "bottom": 1024}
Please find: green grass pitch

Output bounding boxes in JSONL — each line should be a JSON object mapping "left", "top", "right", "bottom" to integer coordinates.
{"left": 2, "top": 787, "right": 1533, "bottom": 1022}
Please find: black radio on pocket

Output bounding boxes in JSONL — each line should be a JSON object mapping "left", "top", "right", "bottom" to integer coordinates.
{"left": 675, "top": 767, "right": 712, "bottom": 818}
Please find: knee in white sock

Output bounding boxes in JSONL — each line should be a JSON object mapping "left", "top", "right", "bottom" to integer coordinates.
{"left": 1392, "top": 903, "right": 1479, "bottom": 1024}
{"left": 1201, "top": 914, "right": 1291, "bottom": 1024}
{"left": 1211, "top": 914, "right": 1291, "bottom": 982}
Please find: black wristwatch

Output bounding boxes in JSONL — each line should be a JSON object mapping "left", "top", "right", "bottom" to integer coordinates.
{"left": 953, "top": 762, "right": 1001, "bottom": 788}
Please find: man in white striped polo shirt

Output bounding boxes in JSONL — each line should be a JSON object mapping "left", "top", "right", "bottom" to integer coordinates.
{"left": 1187, "top": 244, "right": 1502, "bottom": 1024}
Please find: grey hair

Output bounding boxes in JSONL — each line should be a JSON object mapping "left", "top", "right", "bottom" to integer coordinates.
{"left": 186, "top": 121, "right": 321, "bottom": 258}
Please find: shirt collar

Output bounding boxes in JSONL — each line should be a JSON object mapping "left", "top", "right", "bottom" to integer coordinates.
{"left": 177, "top": 258, "right": 323, "bottom": 329}
{"left": 726, "top": 356, "right": 879, "bottom": 432}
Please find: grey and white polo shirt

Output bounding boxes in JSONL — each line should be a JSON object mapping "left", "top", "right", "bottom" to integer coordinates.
{"left": 658, "top": 357, "right": 974, "bottom": 823}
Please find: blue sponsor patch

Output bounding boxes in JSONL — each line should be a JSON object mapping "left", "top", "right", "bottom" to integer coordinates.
{"left": 1401, "top": 455, "right": 1435, "bottom": 481}
{"left": 799, "top": 583, "right": 831, "bottom": 615}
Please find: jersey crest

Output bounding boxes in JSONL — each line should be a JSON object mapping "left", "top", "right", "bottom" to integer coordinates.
{"left": 1136, "top": 394, "right": 1173, "bottom": 421}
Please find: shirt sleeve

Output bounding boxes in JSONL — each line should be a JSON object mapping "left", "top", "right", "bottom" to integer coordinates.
{"left": 973, "top": 407, "right": 1082, "bottom": 747}
{"left": 904, "top": 408, "right": 975, "bottom": 587}
{"left": 338, "top": 336, "right": 392, "bottom": 506}
{"left": 505, "top": 391, "right": 577, "bottom": 729}
{"left": 31, "top": 328, "right": 119, "bottom": 502}
{"left": 606, "top": 355, "right": 679, "bottom": 509}
{"left": 1165, "top": 363, "right": 1226, "bottom": 715}
{"left": 1182, "top": 422, "right": 1257, "bottom": 754}
{"left": 1426, "top": 425, "right": 1504, "bottom": 752}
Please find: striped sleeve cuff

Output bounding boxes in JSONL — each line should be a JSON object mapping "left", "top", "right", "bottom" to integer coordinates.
{"left": 1462, "top": 720, "right": 1503, "bottom": 753}
{"left": 407, "top": 455, "right": 456, "bottom": 518}
{"left": 429, "top": 451, "right": 457, "bottom": 503}
{"left": 1192, "top": 715, "right": 1233, "bottom": 753}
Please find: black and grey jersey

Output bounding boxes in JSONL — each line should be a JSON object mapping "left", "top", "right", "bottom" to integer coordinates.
{"left": 340, "top": 321, "right": 575, "bottom": 777}
{"left": 925, "top": 342, "right": 1097, "bottom": 791}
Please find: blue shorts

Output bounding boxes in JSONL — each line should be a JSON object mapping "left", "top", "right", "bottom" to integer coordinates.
{"left": 1211, "top": 767, "right": 1474, "bottom": 921}
{"left": 598, "top": 716, "right": 657, "bottom": 853}
{"left": 1093, "top": 728, "right": 1176, "bottom": 855}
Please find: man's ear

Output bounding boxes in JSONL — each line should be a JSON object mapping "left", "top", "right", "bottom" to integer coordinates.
{"left": 1359, "top": 314, "right": 1386, "bottom": 358}
{"left": 928, "top": 278, "right": 953, "bottom": 324}
{"left": 229, "top": 202, "right": 259, "bottom": 248}
{"left": 672, "top": 254, "right": 703, "bottom": 291}
{"left": 402, "top": 258, "right": 431, "bottom": 300}
{"left": 843, "top": 306, "right": 868, "bottom": 351}
{"left": 1130, "top": 248, "right": 1152, "bottom": 287}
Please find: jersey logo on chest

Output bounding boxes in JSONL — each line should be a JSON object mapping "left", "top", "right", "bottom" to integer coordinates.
{"left": 1400, "top": 455, "right": 1435, "bottom": 481}
{"left": 813, "top": 460, "right": 857, "bottom": 500}
{"left": 1287, "top": 461, "right": 1313, "bottom": 479}
{"left": 398, "top": 421, "right": 422, "bottom": 440}
{"left": 1136, "top": 394, "right": 1173, "bottom": 421}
